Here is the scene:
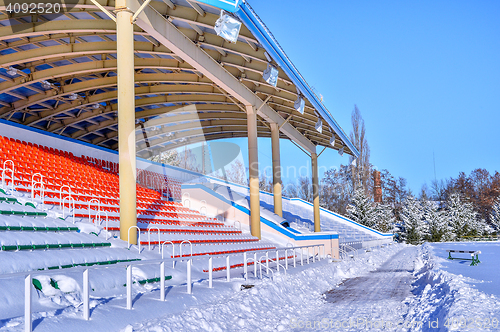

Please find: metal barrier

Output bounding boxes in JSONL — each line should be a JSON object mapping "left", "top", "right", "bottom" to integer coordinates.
{"left": 94, "top": 211, "right": 109, "bottom": 239}
{"left": 59, "top": 185, "right": 72, "bottom": 209}
{"left": 62, "top": 196, "right": 76, "bottom": 224}
{"left": 1, "top": 160, "right": 14, "bottom": 192}
{"left": 2, "top": 242, "right": 324, "bottom": 332}
{"left": 127, "top": 226, "right": 141, "bottom": 252}
{"left": 200, "top": 199, "right": 207, "bottom": 216}
{"left": 87, "top": 199, "right": 101, "bottom": 222}
{"left": 148, "top": 227, "right": 161, "bottom": 253}
{"left": 31, "top": 173, "right": 44, "bottom": 206}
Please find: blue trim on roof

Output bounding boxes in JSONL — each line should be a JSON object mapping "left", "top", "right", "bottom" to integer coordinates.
{"left": 183, "top": 183, "right": 339, "bottom": 241}
{"left": 235, "top": 2, "right": 360, "bottom": 158}
{"left": 194, "top": 0, "right": 240, "bottom": 12}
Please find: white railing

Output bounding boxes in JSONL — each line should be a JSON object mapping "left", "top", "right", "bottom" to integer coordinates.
{"left": 87, "top": 198, "right": 100, "bottom": 222}
{"left": 147, "top": 227, "right": 161, "bottom": 253}
{"left": 161, "top": 241, "right": 175, "bottom": 268}
{"left": 182, "top": 192, "right": 190, "bottom": 209}
{"left": 1, "top": 160, "right": 14, "bottom": 192}
{"left": 94, "top": 210, "right": 109, "bottom": 239}
{"left": 31, "top": 173, "right": 44, "bottom": 206}
{"left": 2, "top": 243, "right": 324, "bottom": 332}
{"left": 59, "top": 185, "right": 72, "bottom": 209}
{"left": 179, "top": 240, "right": 193, "bottom": 261}
{"left": 62, "top": 196, "right": 75, "bottom": 224}
{"left": 127, "top": 226, "right": 141, "bottom": 252}
{"left": 199, "top": 199, "right": 207, "bottom": 216}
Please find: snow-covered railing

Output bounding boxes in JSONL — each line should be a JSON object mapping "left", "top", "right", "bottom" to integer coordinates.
{"left": 59, "top": 185, "right": 72, "bottom": 209}
{"left": 87, "top": 199, "right": 101, "bottom": 222}
{"left": 1, "top": 160, "right": 14, "bottom": 192}
{"left": 62, "top": 196, "right": 75, "bottom": 224}
{"left": 2, "top": 243, "right": 325, "bottom": 332}
{"left": 31, "top": 173, "right": 44, "bottom": 205}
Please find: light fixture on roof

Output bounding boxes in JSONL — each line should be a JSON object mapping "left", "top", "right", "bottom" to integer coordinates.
{"left": 294, "top": 95, "right": 305, "bottom": 114}
{"left": 262, "top": 63, "right": 278, "bottom": 87}
{"left": 68, "top": 93, "right": 78, "bottom": 100}
{"left": 338, "top": 146, "right": 344, "bottom": 156}
{"left": 329, "top": 136, "right": 336, "bottom": 146}
{"left": 7, "top": 66, "right": 18, "bottom": 76}
{"left": 41, "top": 80, "right": 52, "bottom": 89}
{"left": 315, "top": 118, "right": 322, "bottom": 133}
{"left": 351, "top": 158, "right": 357, "bottom": 166}
{"left": 92, "top": 103, "right": 101, "bottom": 109}
{"left": 214, "top": 10, "right": 242, "bottom": 44}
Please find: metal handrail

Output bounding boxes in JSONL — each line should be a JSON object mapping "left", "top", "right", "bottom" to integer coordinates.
{"left": 59, "top": 185, "right": 72, "bottom": 209}
{"left": 161, "top": 240, "right": 175, "bottom": 268}
{"left": 127, "top": 226, "right": 141, "bottom": 252}
{"left": 180, "top": 240, "right": 193, "bottom": 261}
{"left": 31, "top": 173, "right": 44, "bottom": 206}
{"left": 2, "top": 242, "right": 325, "bottom": 332}
{"left": 87, "top": 198, "right": 100, "bottom": 222}
{"left": 62, "top": 196, "right": 75, "bottom": 224}
{"left": 147, "top": 227, "right": 161, "bottom": 253}
{"left": 1, "top": 160, "right": 14, "bottom": 192}
{"left": 94, "top": 210, "right": 109, "bottom": 239}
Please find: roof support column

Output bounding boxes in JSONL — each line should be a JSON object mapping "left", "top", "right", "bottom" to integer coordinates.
{"left": 247, "top": 105, "right": 261, "bottom": 239}
{"left": 116, "top": 0, "right": 137, "bottom": 244}
{"left": 270, "top": 123, "right": 282, "bottom": 217}
{"left": 311, "top": 152, "right": 321, "bottom": 232}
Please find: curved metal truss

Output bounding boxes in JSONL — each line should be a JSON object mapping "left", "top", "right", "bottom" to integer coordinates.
{"left": 0, "top": 0, "right": 355, "bottom": 158}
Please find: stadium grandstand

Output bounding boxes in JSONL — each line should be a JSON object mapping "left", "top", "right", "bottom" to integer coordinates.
{"left": 0, "top": 0, "right": 393, "bottom": 329}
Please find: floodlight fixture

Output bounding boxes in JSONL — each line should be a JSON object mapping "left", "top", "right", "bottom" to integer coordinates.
{"left": 214, "top": 10, "right": 242, "bottom": 44}
{"left": 263, "top": 63, "right": 279, "bottom": 87}
{"left": 68, "top": 93, "right": 78, "bottom": 100}
{"left": 315, "top": 118, "right": 322, "bottom": 133}
{"left": 294, "top": 95, "right": 305, "bottom": 114}
{"left": 338, "top": 146, "right": 344, "bottom": 156}
{"left": 41, "top": 80, "right": 52, "bottom": 89}
{"left": 92, "top": 103, "right": 101, "bottom": 109}
{"left": 329, "top": 136, "right": 336, "bottom": 146}
{"left": 7, "top": 67, "right": 18, "bottom": 76}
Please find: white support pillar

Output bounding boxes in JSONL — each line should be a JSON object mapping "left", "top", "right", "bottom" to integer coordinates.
{"left": 312, "top": 152, "right": 321, "bottom": 232}
{"left": 270, "top": 123, "right": 282, "bottom": 217}
{"left": 116, "top": 0, "right": 138, "bottom": 244}
{"left": 247, "top": 106, "right": 261, "bottom": 239}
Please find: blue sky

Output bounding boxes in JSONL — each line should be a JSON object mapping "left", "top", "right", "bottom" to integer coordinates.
{"left": 221, "top": 0, "right": 500, "bottom": 194}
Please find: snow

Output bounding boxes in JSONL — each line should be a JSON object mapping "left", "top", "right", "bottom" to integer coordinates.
{"left": 2, "top": 241, "right": 500, "bottom": 331}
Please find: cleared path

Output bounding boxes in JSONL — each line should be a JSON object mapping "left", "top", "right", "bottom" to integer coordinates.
{"left": 295, "top": 246, "right": 419, "bottom": 331}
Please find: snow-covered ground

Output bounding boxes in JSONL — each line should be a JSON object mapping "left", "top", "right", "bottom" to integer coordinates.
{"left": 2, "top": 242, "right": 500, "bottom": 331}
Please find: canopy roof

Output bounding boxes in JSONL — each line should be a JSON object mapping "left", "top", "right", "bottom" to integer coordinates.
{"left": 0, "top": 0, "right": 359, "bottom": 159}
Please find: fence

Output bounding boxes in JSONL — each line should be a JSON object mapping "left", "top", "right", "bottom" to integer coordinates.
{"left": 0, "top": 243, "right": 325, "bottom": 332}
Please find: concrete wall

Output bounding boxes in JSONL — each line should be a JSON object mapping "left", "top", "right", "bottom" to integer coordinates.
{"left": 182, "top": 185, "right": 340, "bottom": 259}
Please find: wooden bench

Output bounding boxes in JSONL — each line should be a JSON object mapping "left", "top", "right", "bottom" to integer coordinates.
{"left": 446, "top": 250, "right": 481, "bottom": 266}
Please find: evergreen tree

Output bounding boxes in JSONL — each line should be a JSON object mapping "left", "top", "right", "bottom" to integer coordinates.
{"left": 445, "top": 193, "right": 478, "bottom": 240}
{"left": 347, "top": 187, "right": 376, "bottom": 228}
{"left": 490, "top": 197, "right": 500, "bottom": 231}
{"left": 421, "top": 200, "right": 448, "bottom": 242}
{"left": 400, "top": 196, "right": 426, "bottom": 245}
{"left": 374, "top": 203, "right": 396, "bottom": 234}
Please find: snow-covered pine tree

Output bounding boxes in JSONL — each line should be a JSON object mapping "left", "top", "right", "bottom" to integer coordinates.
{"left": 421, "top": 200, "right": 448, "bottom": 242}
{"left": 445, "top": 193, "right": 478, "bottom": 240}
{"left": 490, "top": 197, "right": 500, "bottom": 231}
{"left": 374, "top": 203, "right": 396, "bottom": 234}
{"left": 400, "top": 196, "right": 426, "bottom": 245}
{"left": 347, "top": 186, "right": 376, "bottom": 228}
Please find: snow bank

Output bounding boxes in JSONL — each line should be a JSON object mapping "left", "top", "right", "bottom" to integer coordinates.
{"left": 125, "top": 244, "right": 405, "bottom": 332}
{"left": 405, "top": 243, "right": 500, "bottom": 331}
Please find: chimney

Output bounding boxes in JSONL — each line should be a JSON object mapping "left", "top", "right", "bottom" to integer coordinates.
{"left": 373, "top": 170, "right": 382, "bottom": 203}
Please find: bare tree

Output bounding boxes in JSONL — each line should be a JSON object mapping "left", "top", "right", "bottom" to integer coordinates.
{"left": 349, "top": 105, "right": 372, "bottom": 195}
